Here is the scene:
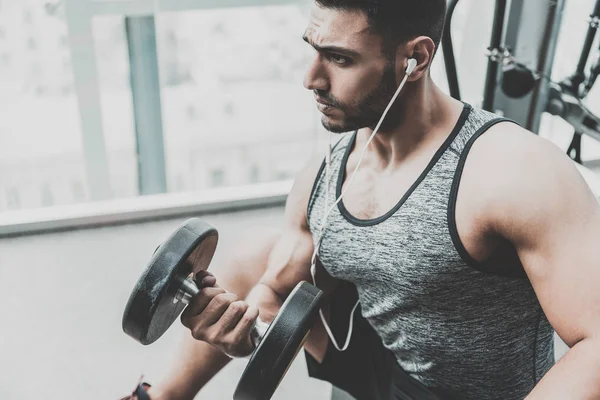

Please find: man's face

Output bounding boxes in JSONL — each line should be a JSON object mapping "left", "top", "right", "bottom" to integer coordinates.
{"left": 302, "top": 4, "right": 401, "bottom": 133}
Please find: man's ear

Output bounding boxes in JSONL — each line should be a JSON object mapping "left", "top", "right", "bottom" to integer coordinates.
{"left": 400, "top": 36, "right": 435, "bottom": 81}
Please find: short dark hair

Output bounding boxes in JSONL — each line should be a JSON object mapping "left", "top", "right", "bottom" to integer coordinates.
{"left": 314, "top": 0, "right": 447, "bottom": 57}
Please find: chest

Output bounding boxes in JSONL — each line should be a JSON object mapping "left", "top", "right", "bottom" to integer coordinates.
{"left": 315, "top": 183, "right": 499, "bottom": 293}
{"left": 339, "top": 148, "right": 437, "bottom": 221}
{"left": 339, "top": 169, "right": 417, "bottom": 220}
{"left": 334, "top": 164, "right": 498, "bottom": 266}
{"left": 316, "top": 215, "right": 469, "bottom": 304}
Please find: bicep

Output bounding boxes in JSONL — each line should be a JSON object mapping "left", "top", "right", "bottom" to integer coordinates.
{"left": 494, "top": 137, "right": 600, "bottom": 347}
{"left": 260, "top": 225, "right": 315, "bottom": 298}
{"left": 259, "top": 154, "right": 324, "bottom": 299}
{"left": 520, "top": 190, "right": 600, "bottom": 347}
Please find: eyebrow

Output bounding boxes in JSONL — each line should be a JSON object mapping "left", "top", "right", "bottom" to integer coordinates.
{"left": 302, "top": 34, "right": 360, "bottom": 58}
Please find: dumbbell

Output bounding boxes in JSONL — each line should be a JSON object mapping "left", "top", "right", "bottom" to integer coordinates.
{"left": 122, "top": 218, "right": 324, "bottom": 400}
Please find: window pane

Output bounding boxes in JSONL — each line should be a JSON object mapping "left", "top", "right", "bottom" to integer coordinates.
{"left": 92, "top": 15, "right": 139, "bottom": 198}
{"left": 0, "top": 1, "right": 85, "bottom": 212}
{"left": 156, "top": 5, "right": 321, "bottom": 192}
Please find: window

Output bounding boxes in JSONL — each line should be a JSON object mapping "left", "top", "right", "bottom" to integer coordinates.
{"left": 27, "top": 36, "right": 37, "bottom": 50}
{"left": 59, "top": 34, "right": 68, "bottom": 48}
{"left": 6, "top": 187, "right": 20, "bottom": 210}
{"left": 92, "top": 16, "right": 137, "bottom": 199}
{"left": 157, "top": 5, "right": 321, "bottom": 193}
{"left": 210, "top": 168, "right": 226, "bottom": 187}
{"left": 40, "top": 184, "right": 54, "bottom": 207}
{"left": 250, "top": 164, "right": 260, "bottom": 183}
{"left": 0, "top": 3, "right": 84, "bottom": 212}
{"left": 23, "top": 9, "right": 33, "bottom": 24}
{"left": 71, "top": 180, "right": 85, "bottom": 202}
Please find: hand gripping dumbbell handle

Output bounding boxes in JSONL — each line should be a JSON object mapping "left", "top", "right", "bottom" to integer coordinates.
{"left": 175, "top": 277, "right": 270, "bottom": 348}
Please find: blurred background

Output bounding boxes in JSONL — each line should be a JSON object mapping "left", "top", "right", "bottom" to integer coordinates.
{"left": 0, "top": 0, "right": 598, "bottom": 398}
{"left": 1, "top": 0, "right": 600, "bottom": 211}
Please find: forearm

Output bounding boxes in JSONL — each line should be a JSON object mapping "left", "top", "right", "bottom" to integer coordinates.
{"left": 526, "top": 338, "right": 600, "bottom": 399}
{"left": 245, "top": 282, "right": 284, "bottom": 323}
{"left": 148, "top": 338, "right": 231, "bottom": 400}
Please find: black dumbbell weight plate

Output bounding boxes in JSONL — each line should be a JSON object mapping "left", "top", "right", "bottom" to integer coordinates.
{"left": 234, "top": 281, "right": 324, "bottom": 400}
{"left": 122, "top": 218, "right": 218, "bottom": 345}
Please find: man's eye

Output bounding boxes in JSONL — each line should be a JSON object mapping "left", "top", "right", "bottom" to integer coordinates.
{"left": 329, "top": 54, "right": 351, "bottom": 65}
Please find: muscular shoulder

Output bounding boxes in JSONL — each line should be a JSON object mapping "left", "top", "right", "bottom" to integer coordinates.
{"left": 459, "top": 122, "right": 595, "bottom": 244}
{"left": 462, "top": 121, "right": 561, "bottom": 192}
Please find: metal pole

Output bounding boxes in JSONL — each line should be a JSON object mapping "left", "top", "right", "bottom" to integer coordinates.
{"left": 491, "top": 0, "right": 565, "bottom": 133}
{"left": 482, "top": 0, "right": 507, "bottom": 112}
{"left": 526, "top": 0, "right": 565, "bottom": 130}
{"left": 126, "top": 16, "right": 168, "bottom": 195}
{"left": 567, "top": 0, "right": 600, "bottom": 95}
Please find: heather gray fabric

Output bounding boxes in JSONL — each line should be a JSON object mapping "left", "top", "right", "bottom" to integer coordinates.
{"left": 307, "top": 103, "right": 554, "bottom": 400}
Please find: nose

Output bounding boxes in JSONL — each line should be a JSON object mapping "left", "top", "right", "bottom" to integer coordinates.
{"left": 303, "top": 54, "right": 329, "bottom": 92}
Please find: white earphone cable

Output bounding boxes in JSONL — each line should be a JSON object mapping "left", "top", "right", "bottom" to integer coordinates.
{"left": 309, "top": 60, "right": 417, "bottom": 351}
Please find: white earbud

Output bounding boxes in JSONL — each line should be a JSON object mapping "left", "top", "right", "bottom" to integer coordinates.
{"left": 406, "top": 58, "right": 418, "bottom": 75}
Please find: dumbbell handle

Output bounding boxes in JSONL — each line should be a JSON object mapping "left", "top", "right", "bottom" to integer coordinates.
{"left": 175, "top": 277, "right": 270, "bottom": 348}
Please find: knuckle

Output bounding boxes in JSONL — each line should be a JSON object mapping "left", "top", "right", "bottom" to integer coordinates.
{"left": 207, "top": 331, "right": 221, "bottom": 345}
{"left": 191, "top": 327, "right": 205, "bottom": 341}
{"left": 215, "top": 292, "right": 236, "bottom": 305}
{"left": 241, "top": 313, "right": 256, "bottom": 325}
{"left": 201, "top": 287, "right": 225, "bottom": 298}
{"left": 222, "top": 337, "right": 239, "bottom": 355}
{"left": 229, "top": 301, "right": 247, "bottom": 314}
{"left": 213, "top": 293, "right": 228, "bottom": 306}
{"left": 228, "top": 293, "right": 239, "bottom": 302}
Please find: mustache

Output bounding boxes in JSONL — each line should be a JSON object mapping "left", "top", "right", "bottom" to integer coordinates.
{"left": 314, "top": 91, "right": 341, "bottom": 108}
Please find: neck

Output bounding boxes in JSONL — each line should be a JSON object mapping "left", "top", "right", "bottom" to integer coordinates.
{"left": 359, "top": 78, "right": 464, "bottom": 167}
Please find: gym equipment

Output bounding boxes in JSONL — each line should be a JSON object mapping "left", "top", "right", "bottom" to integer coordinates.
{"left": 500, "top": 63, "right": 538, "bottom": 98}
{"left": 122, "top": 218, "right": 324, "bottom": 400}
{"left": 443, "top": 0, "right": 600, "bottom": 164}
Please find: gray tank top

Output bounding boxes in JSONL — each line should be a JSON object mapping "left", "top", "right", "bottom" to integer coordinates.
{"left": 307, "top": 103, "right": 554, "bottom": 400}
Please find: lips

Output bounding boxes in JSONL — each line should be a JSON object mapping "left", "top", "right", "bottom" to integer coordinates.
{"left": 317, "top": 103, "right": 336, "bottom": 115}
{"left": 315, "top": 96, "right": 334, "bottom": 107}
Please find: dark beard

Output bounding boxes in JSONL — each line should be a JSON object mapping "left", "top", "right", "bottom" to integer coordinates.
{"left": 317, "top": 61, "right": 402, "bottom": 134}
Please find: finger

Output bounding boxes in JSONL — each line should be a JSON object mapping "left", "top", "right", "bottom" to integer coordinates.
{"left": 200, "top": 292, "right": 240, "bottom": 327}
{"left": 216, "top": 301, "right": 249, "bottom": 334}
{"left": 229, "top": 306, "right": 259, "bottom": 346}
{"left": 181, "top": 287, "right": 226, "bottom": 325}
{"left": 194, "top": 271, "right": 218, "bottom": 288}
